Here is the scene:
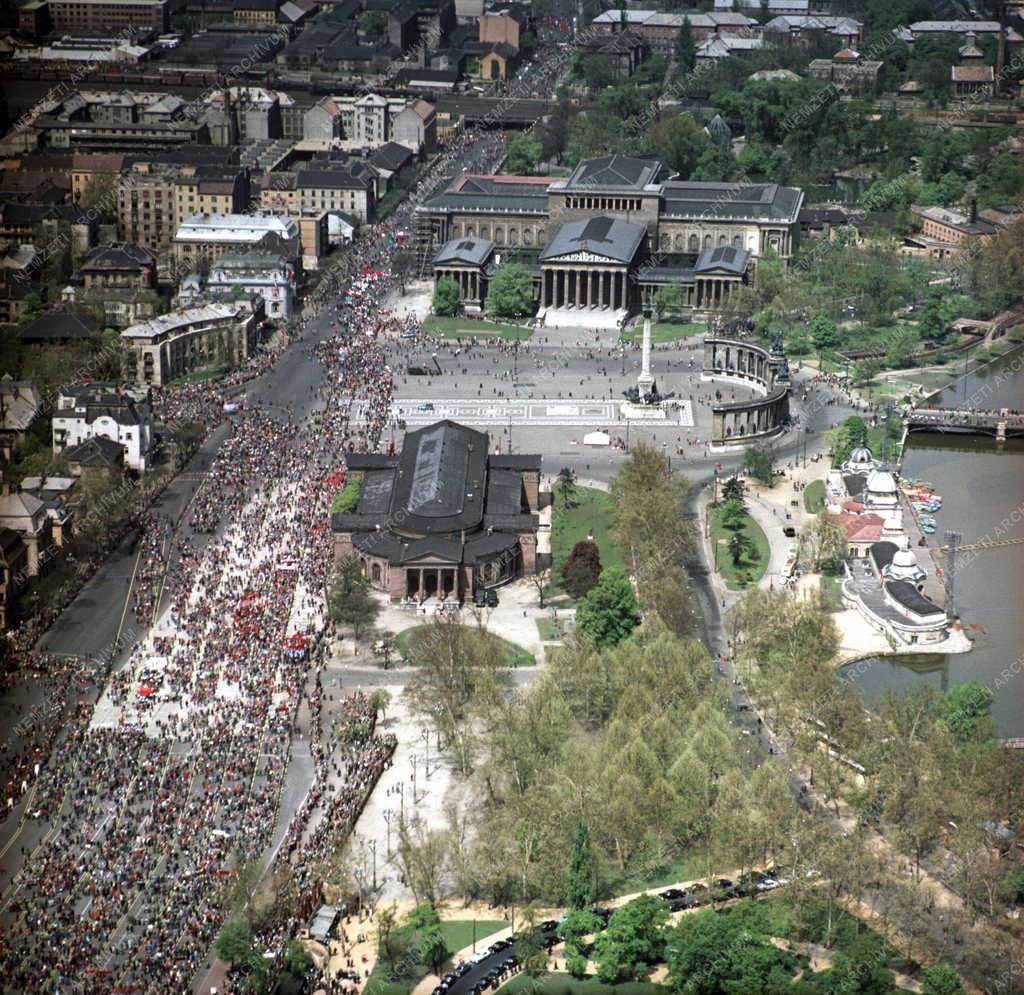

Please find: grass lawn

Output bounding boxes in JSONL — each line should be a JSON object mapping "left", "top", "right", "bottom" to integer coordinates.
{"left": 394, "top": 624, "right": 534, "bottom": 668}
{"left": 536, "top": 616, "right": 564, "bottom": 641}
{"left": 601, "top": 856, "right": 694, "bottom": 899}
{"left": 498, "top": 976, "right": 667, "bottom": 995}
{"left": 865, "top": 423, "right": 901, "bottom": 463}
{"left": 803, "top": 479, "right": 825, "bottom": 513}
{"left": 169, "top": 366, "right": 228, "bottom": 386}
{"left": 620, "top": 322, "right": 704, "bottom": 344}
{"left": 366, "top": 919, "right": 508, "bottom": 995}
{"left": 422, "top": 315, "right": 533, "bottom": 340}
{"left": 820, "top": 571, "right": 844, "bottom": 611}
{"left": 441, "top": 920, "right": 509, "bottom": 953}
{"left": 548, "top": 486, "right": 623, "bottom": 604}
{"left": 709, "top": 504, "right": 770, "bottom": 591}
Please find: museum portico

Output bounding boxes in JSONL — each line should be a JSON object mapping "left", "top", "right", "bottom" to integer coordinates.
{"left": 420, "top": 154, "right": 797, "bottom": 324}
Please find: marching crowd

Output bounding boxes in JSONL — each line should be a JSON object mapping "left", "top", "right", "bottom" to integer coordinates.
{"left": 0, "top": 81, "right": 529, "bottom": 994}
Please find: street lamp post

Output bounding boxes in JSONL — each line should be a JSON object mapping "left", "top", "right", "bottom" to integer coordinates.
{"left": 422, "top": 728, "right": 430, "bottom": 776}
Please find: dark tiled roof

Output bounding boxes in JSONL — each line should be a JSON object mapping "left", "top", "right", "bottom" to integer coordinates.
{"left": 566, "top": 154, "right": 664, "bottom": 191}
{"left": 694, "top": 245, "right": 750, "bottom": 275}
{"left": 540, "top": 217, "right": 646, "bottom": 264}
{"left": 463, "top": 531, "right": 519, "bottom": 563}
{"left": 843, "top": 473, "right": 866, "bottom": 499}
{"left": 488, "top": 454, "right": 541, "bottom": 471}
{"left": 296, "top": 166, "right": 373, "bottom": 190}
{"left": 395, "top": 68, "right": 459, "bottom": 84}
{"left": 485, "top": 467, "right": 523, "bottom": 516}
{"left": 434, "top": 236, "right": 494, "bottom": 266}
{"left": 870, "top": 540, "right": 897, "bottom": 572}
{"left": 63, "top": 436, "right": 124, "bottom": 467}
{"left": 661, "top": 181, "right": 803, "bottom": 222}
{"left": 81, "top": 243, "right": 156, "bottom": 272}
{"left": 369, "top": 142, "right": 413, "bottom": 172}
{"left": 19, "top": 308, "right": 99, "bottom": 342}
{"left": 885, "top": 579, "right": 943, "bottom": 617}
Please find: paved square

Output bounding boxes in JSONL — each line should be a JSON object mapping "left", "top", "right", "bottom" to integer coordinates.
{"left": 389, "top": 398, "right": 694, "bottom": 427}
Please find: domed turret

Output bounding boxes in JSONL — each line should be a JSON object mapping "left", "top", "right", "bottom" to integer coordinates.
{"left": 865, "top": 468, "right": 899, "bottom": 509}
{"left": 845, "top": 446, "right": 875, "bottom": 472}
{"left": 886, "top": 542, "right": 925, "bottom": 582}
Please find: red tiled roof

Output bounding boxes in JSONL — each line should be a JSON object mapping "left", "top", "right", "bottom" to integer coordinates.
{"left": 952, "top": 65, "right": 994, "bottom": 82}
{"left": 837, "top": 512, "right": 885, "bottom": 542}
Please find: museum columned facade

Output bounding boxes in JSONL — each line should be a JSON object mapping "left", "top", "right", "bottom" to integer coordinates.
{"left": 331, "top": 421, "right": 541, "bottom": 602}
{"left": 416, "top": 154, "right": 804, "bottom": 323}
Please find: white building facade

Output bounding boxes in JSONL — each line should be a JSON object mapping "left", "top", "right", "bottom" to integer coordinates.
{"left": 52, "top": 383, "right": 154, "bottom": 472}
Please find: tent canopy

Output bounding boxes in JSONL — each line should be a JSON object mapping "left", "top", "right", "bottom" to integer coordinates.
{"left": 583, "top": 431, "right": 611, "bottom": 446}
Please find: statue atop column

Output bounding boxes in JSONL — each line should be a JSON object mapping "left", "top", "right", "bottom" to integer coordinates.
{"left": 636, "top": 305, "right": 655, "bottom": 402}
{"left": 621, "top": 305, "right": 666, "bottom": 414}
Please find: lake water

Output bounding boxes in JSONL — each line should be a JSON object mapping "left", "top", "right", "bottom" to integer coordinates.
{"left": 842, "top": 347, "right": 1024, "bottom": 737}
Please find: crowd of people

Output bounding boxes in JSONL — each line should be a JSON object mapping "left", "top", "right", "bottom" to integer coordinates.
{"left": 0, "top": 67, "right": 563, "bottom": 992}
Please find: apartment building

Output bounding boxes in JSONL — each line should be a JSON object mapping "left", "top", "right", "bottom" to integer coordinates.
{"left": 172, "top": 213, "right": 301, "bottom": 270}
{"left": 49, "top": 0, "right": 168, "bottom": 32}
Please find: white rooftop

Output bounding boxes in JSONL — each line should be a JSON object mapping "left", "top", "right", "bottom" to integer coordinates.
{"left": 174, "top": 214, "right": 299, "bottom": 243}
{"left": 122, "top": 302, "right": 245, "bottom": 339}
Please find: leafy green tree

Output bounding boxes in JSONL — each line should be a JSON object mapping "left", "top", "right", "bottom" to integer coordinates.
{"left": 561, "top": 540, "right": 602, "bottom": 599}
{"left": 690, "top": 142, "right": 738, "bottom": 182}
{"left": 592, "top": 894, "right": 669, "bottom": 982}
{"left": 565, "top": 948, "right": 588, "bottom": 978}
{"left": 825, "top": 415, "right": 869, "bottom": 466}
{"left": 486, "top": 264, "right": 534, "bottom": 319}
{"left": 514, "top": 905, "right": 549, "bottom": 976}
{"left": 576, "top": 567, "right": 641, "bottom": 648}
{"left": 555, "top": 466, "right": 577, "bottom": 508}
{"left": 580, "top": 54, "right": 618, "bottom": 89}
{"left": 742, "top": 444, "right": 776, "bottom": 486}
{"left": 652, "top": 283, "right": 686, "bottom": 319}
{"left": 565, "top": 821, "right": 595, "bottom": 909}
{"left": 675, "top": 16, "right": 696, "bottom": 72}
{"left": 327, "top": 555, "right": 380, "bottom": 641}
{"left": 281, "top": 938, "right": 314, "bottom": 978}
{"left": 719, "top": 499, "right": 746, "bottom": 532}
{"left": 809, "top": 309, "right": 840, "bottom": 359}
{"left": 721, "top": 476, "right": 744, "bottom": 503}
{"left": 665, "top": 907, "right": 798, "bottom": 995}
{"left": 505, "top": 133, "right": 542, "bottom": 175}
{"left": 598, "top": 84, "right": 646, "bottom": 119}
{"left": 815, "top": 945, "right": 897, "bottom": 990}
{"left": 916, "top": 287, "right": 958, "bottom": 341}
{"left": 977, "top": 152, "right": 1024, "bottom": 208}
{"left": 405, "top": 903, "right": 442, "bottom": 931}
{"left": 797, "top": 511, "right": 849, "bottom": 572}
{"left": 420, "top": 924, "right": 451, "bottom": 975}
{"left": 214, "top": 919, "right": 260, "bottom": 970}
{"left": 650, "top": 114, "right": 704, "bottom": 178}
{"left": 433, "top": 276, "right": 460, "bottom": 317}
{"left": 921, "top": 964, "right": 967, "bottom": 995}
{"left": 727, "top": 531, "right": 752, "bottom": 567}
{"left": 405, "top": 617, "right": 508, "bottom": 774}
{"left": 369, "top": 688, "right": 392, "bottom": 718}
{"left": 559, "top": 908, "right": 603, "bottom": 946}
{"left": 936, "top": 682, "right": 994, "bottom": 743}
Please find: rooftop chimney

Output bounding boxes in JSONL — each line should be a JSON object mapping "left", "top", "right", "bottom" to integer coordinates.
{"left": 969, "top": 198, "right": 977, "bottom": 224}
